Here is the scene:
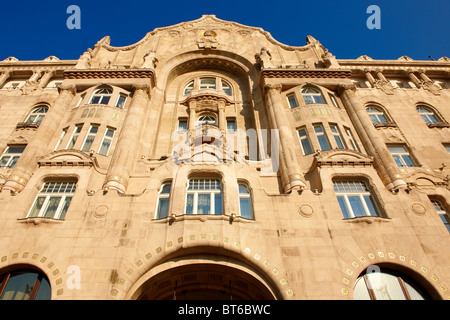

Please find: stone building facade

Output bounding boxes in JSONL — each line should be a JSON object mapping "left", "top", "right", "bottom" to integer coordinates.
{"left": 0, "top": 15, "right": 449, "bottom": 300}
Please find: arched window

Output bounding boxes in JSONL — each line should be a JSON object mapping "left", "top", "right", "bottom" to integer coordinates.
{"left": 89, "top": 88, "right": 112, "bottom": 105}
{"left": 25, "top": 105, "right": 48, "bottom": 126}
{"left": 354, "top": 267, "right": 431, "bottom": 300}
{"left": 155, "top": 183, "right": 171, "bottom": 219}
{"left": 183, "top": 80, "right": 194, "bottom": 96}
{"left": 197, "top": 114, "right": 217, "bottom": 127}
{"left": 0, "top": 268, "right": 51, "bottom": 300}
{"left": 366, "top": 106, "right": 390, "bottom": 125}
{"left": 416, "top": 105, "right": 442, "bottom": 125}
{"left": 221, "top": 80, "right": 232, "bottom": 96}
{"left": 238, "top": 183, "right": 253, "bottom": 219}
{"left": 301, "top": 87, "right": 325, "bottom": 104}
{"left": 185, "top": 178, "right": 222, "bottom": 215}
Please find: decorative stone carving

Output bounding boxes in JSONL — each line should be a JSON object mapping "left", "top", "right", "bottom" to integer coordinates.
{"left": 411, "top": 203, "right": 426, "bottom": 216}
{"left": 74, "top": 49, "right": 93, "bottom": 69}
{"left": 255, "top": 47, "right": 275, "bottom": 69}
{"left": 3, "top": 57, "right": 18, "bottom": 62}
{"left": 197, "top": 30, "right": 218, "bottom": 49}
{"left": 322, "top": 49, "right": 340, "bottom": 68}
{"left": 141, "top": 51, "right": 158, "bottom": 69}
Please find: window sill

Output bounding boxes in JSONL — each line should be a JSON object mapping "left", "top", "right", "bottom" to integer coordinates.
{"left": 374, "top": 122, "right": 397, "bottom": 128}
{"left": 16, "top": 122, "right": 39, "bottom": 129}
{"left": 17, "top": 217, "right": 64, "bottom": 225}
{"left": 343, "top": 216, "right": 390, "bottom": 224}
{"left": 428, "top": 122, "right": 450, "bottom": 128}
{"left": 153, "top": 213, "right": 254, "bottom": 224}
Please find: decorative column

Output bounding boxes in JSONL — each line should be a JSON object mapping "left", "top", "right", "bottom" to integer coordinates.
{"left": 3, "top": 84, "right": 77, "bottom": 193}
{"left": 104, "top": 83, "right": 150, "bottom": 194}
{"left": 363, "top": 69, "right": 377, "bottom": 88}
{"left": 38, "top": 70, "right": 56, "bottom": 89}
{"left": 338, "top": 84, "right": 406, "bottom": 190}
{"left": 405, "top": 69, "right": 422, "bottom": 88}
{"left": 188, "top": 101, "right": 196, "bottom": 130}
{"left": 417, "top": 69, "right": 441, "bottom": 95}
{"left": 218, "top": 100, "right": 226, "bottom": 131}
{"left": 0, "top": 71, "right": 11, "bottom": 88}
{"left": 265, "top": 84, "right": 306, "bottom": 192}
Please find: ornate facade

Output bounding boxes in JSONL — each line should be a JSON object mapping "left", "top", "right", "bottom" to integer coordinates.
{"left": 0, "top": 15, "right": 449, "bottom": 300}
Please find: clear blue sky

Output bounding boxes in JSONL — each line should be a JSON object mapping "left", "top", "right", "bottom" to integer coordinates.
{"left": 0, "top": 0, "right": 448, "bottom": 61}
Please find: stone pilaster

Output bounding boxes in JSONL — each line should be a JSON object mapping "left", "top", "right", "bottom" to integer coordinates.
{"left": 0, "top": 71, "right": 11, "bottom": 88}
{"left": 103, "top": 83, "right": 151, "bottom": 194}
{"left": 218, "top": 101, "right": 226, "bottom": 131}
{"left": 3, "top": 84, "right": 77, "bottom": 193}
{"left": 338, "top": 84, "right": 406, "bottom": 190}
{"left": 264, "top": 84, "right": 306, "bottom": 192}
{"left": 39, "top": 70, "right": 56, "bottom": 88}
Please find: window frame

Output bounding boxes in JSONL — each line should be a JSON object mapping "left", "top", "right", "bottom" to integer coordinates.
{"left": 115, "top": 94, "right": 127, "bottom": 109}
{"left": 199, "top": 77, "right": 217, "bottom": 90}
{"left": 185, "top": 178, "right": 222, "bottom": 215}
{"left": 183, "top": 80, "right": 194, "bottom": 96}
{"left": 333, "top": 180, "right": 382, "bottom": 219}
{"left": 301, "top": 87, "right": 325, "bottom": 104}
{"left": 97, "top": 127, "right": 115, "bottom": 156}
{"left": 313, "top": 124, "right": 331, "bottom": 151}
{"left": 0, "top": 145, "right": 26, "bottom": 169}
{"left": 330, "top": 124, "right": 346, "bottom": 149}
{"left": 155, "top": 182, "right": 172, "bottom": 219}
{"left": 238, "top": 183, "right": 254, "bottom": 219}
{"left": 27, "top": 180, "right": 77, "bottom": 220}
{"left": 89, "top": 88, "right": 112, "bottom": 105}
{"left": 297, "top": 127, "right": 314, "bottom": 155}
{"left": 366, "top": 106, "right": 390, "bottom": 126}
{"left": 431, "top": 199, "right": 450, "bottom": 232}
{"left": 345, "top": 127, "right": 360, "bottom": 151}
{"left": 66, "top": 124, "right": 83, "bottom": 150}
{"left": 287, "top": 93, "right": 299, "bottom": 109}
{"left": 81, "top": 124, "right": 99, "bottom": 152}
{"left": 0, "top": 269, "right": 51, "bottom": 300}
{"left": 25, "top": 106, "right": 48, "bottom": 126}
{"left": 416, "top": 105, "right": 441, "bottom": 126}
{"left": 388, "top": 145, "right": 416, "bottom": 167}
{"left": 196, "top": 114, "right": 217, "bottom": 127}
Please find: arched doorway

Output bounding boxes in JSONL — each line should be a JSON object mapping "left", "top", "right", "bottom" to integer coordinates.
{"left": 135, "top": 264, "right": 275, "bottom": 300}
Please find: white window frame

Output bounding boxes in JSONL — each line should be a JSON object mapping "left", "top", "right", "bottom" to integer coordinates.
{"left": 25, "top": 106, "right": 48, "bottom": 126}
{"left": 177, "top": 119, "right": 188, "bottom": 132}
{"left": 329, "top": 94, "right": 339, "bottom": 108}
{"left": 155, "top": 183, "right": 172, "bottom": 219}
{"left": 27, "top": 181, "right": 77, "bottom": 220}
{"left": 89, "top": 88, "right": 112, "bottom": 105}
{"left": 185, "top": 178, "right": 222, "bottom": 215}
{"left": 115, "top": 94, "right": 127, "bottom": 109}
{"left": 431, "top": 199, "right": 450, "bottom": 232}
{"left": 54, "top": 128, "right": 68, "bottom": 151}
{"left": 97, "top": 127, "right": 115, "bottom": 156}
{"left": 196, "top": 114, "right": 217, "bottom": 127}
{"left": 226, "top": 119, "right": 236, "bottom": 132}
{"left": 345, "top": 127, "right": 359, "bottom": 151}
{"left": 388, "top": 145, "right": 416, "bottom": 167}
{"left": 221, "top": 80, "right": 232, "bottom": 96}
{"left": 313, "top": 124, "right": 331, "bottom": 151}
{"left": 334, "top": 181, "right": 381, "bottom": 218}
{"left": 0, "top": 145, "right": 25, "bottom": 169}
{"left": 297, "top": 128, "right": 313, "bottom": 155}
{"left": 287, "top": 94, "right": 298, "bottom": 109}
{"left": 183, "top": 80, "right": 194, "bottom": 95}
{"left": 416, "top": 106, "right": 440, "bottom": 125}
{"left": 81, "top": 124, "right": 99, "bottom": 152}
{"left": 66, "top": 125, "right": 83, "bottom": 149}
{"left": 301, "top": 87, "right": 325, "bottom": 104}
{"left": 238, "top": 183, "right": 253, "bottom": 219}
{"left": 199, "top": 77, "right": 216, "bottom": 90}
{"left": 366, "top": 106, "right": 390, "bottom": 125}
{"left": 330, "top": 124, "right": 346, "bottom": 149}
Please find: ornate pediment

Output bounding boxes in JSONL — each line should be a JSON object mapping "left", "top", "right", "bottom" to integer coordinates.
{"left": 37, "top": 150, "right": 99, "bottom": 168}
{"left": 313, "top": 149, "right": 373, "bottom": 168}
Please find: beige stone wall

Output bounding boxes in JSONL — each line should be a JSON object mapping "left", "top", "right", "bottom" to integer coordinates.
{"left": 0, "top": 15, "right": 449, "bottom": 300}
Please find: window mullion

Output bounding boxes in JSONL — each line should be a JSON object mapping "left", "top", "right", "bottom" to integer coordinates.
{"left": 343, "top": 194, "right": 355, "bottom": 218}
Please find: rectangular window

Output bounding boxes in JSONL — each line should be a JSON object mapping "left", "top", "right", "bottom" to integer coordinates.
{"left": 81, "top": 124, "right": 99, "bottom": 152}
{"left": 334, "top": 181, "right": 381, "bottom": 218}
{"left": 27, "top": 181, "right": 76, "bottom": 220}
{"left": 177, "top": 119, "right": 188, "bottom": 132}
{"left": 313, "top": 124, "right": 331, "bottom": 151}
{"left": 297, "top": 128, "right": 313, "bottom": 155}
{"left": 54, "top": 128, "right": 68, "bottom": 151}
{"left": 66, "top": 125, "right": 83, "bottom": 149}
{"left": 0, "top": 145, "right": 25, "bottom": 169}
{"left": 98, "top": 128, "right": 115, "bottom": 156}
{"left": 329, "top": 94, "right": 339, "bottom": 108}
{"left": 287, "top": 94, "right": 298, "bottom": 109}
{"left": 444, "top": 144, "right": 450, "bottom": 153}
{"left": 345, "top": 127, "right": 359, "bottom": 151}
{"left": 199, "top": 78, "right": 216, "bottom": 89}
{"left": 185, "top": 178, "right": 222, "bottom": 215}
{"left": 330, "top": 124, "right": 346, "bottom": 149}
{"left": 431, "top": 200, "right": 450, "bottom": 232}
{"left": 155, "top": 183, "right": 171, "bottom": 219}
{"left": 115, "top": 94, "right": 127, "bottom": 109}
{"left": 388, "top": 145, "right": 415, "bottom": 167}
{"left": 227, "top": 119, "right": 236, "bottom": 132}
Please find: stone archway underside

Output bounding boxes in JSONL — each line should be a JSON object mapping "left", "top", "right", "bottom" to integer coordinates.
{"left": 134, "top": 263, "right": 276, "bottom": 300}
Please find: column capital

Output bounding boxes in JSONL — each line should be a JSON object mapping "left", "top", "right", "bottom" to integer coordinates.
{"left": 132, "top": 82, "right": 151, "bottom": 93}
{"left": 58, "top": 83, "right": 77, "bottom": 95}
{"left": 337, "top": 83, "right": 356, "bottom": 96}
{"left": 264, "top": 83, "right": 282, "bottom": 94}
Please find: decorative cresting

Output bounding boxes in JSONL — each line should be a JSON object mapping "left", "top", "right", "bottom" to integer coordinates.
{"left": 264, "top": 84, "right": 306, "bottom": 192}
{"left": 3, "top": 84, "right": 77, "bottom": 194}
{"left": 103, "top": 83, "right": 151, "bottom": 194}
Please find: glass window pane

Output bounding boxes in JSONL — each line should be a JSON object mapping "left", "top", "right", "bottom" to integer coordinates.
{"left": 185, "top": 194, "right": 194, "bottom": 215}
{"left": 58, "top": 197, "right": 72, "bottom": 220}
{"left": 214, "top": 193, "right": 222, "bottom": 215}
{"left": 367, "top": 272, "right": 406, "bottom": 300}
{"left": 157, "top": 198, "right": 170, "bottom": 219}
{"left": 392, "top": 155, "right": 403, "bottom": 167}
{"left": 401, "top": 155, "right": 414, "bottom": 167}
{"left": 348, "top": 196, "right": 366, "bottom": 217}
{"left": 354, "top": 277, "right": 371, "bottom": 300}
{"left": 364, "top": 196, "right": 379, "bottom": 217}
{"left": 82, "top": 136, "right": 95, "bottom": 152}
{"left": 239, "top": 184, "right": 249, "bottom": 194}
{"left": 301, "top": 139, "right": 313, "bottom": 155}
{"left": 28, "top": 197, "right": 46, "bottom": 218}
{"left": 337, "top": 196, "right": 351, "bottom": 219}
{"left": 43, "top": 197, "right": 62, "bottom": 218}
{"left": 0, "top": 271, "right": 39, "bottom": 300}
{"left": 318, "top": 136, "right": 330, "bottom": 151}
{"left": 197, "top": 194, "right": 211, "bottom": 215}
{"left": 33, "top": 277, "right": 51, "bottom": 300}
{"left": 239, "top": 198, "right": 253, "bottom": 219}
{"left": 334, "top": 136, "right": 344, "bottom": 149}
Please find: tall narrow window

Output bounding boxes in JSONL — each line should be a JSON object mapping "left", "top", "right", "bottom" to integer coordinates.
{"left": 66, "top": 125, "right": 83, "bottom": 149}
{"left": 313, "top": 124, "right": 331, "bottom": 151}
{"left": 185, "top": 178, "right": 222, "bottom": 215}
{"left": 227, "top": 119, "right": 236, "bottom": 132}
{"left": 98, "top": 128, "right": 115, "bottom": 156}
{"left": 183, "top": 80, "right": 194, "bottom": 95}
{"left": 345, "top": 127, "right": 359, "bottom": 151}
{"left": 366, "top": 106, "right": 390, "bottom": 126}
{"left": 54, "top": 128, "right": 68, "bottom": 151}
{"left": 431, "top": 200, "right": 450, "bottom": 232}
{"left": 388, "top": 145, "right": 415, "bottom": 167}
{"left": 238, "top": 183, "right": 253, "bottom": 219}
{"left": 115, "top": 94, "right": 127, "bottom": 109}
{"left": 25, "top": 106, "right": 48, "bottom": 126}
{"left": 301, "top": 87, "right": 325, "bottom": 104}
{"left": 333, "top": 180, "right": 381, "bottom": 219}
{"left": 0, "top": 145, "right": 25, "bottom": 169}
{"left": 81, "top": 124, "right": 99, "bottom": 152}
{"left": 329, "top": 94, "right": 339, "bottom": 108}
{"left": 330, "top": 124, "right": 346, "bottom": 149}
{"left": 199, "top": 78, "right": 216, "bottom": 90}
{"left": 27, "top": 180, "right": 77, "bottom": 220}
{"left": 416, "top": 106, "right": 441, "bottom": 125}
{"left": 177, "top": 119, "right": 188, "bottom": 132}
{"left": 89, "top": 88, "right": 112, "bottom": 105}
{"left": 221, "top": 80, "right": 232, "bottom": 95}
{"left": 297, "top": 128, "right": 313, "bottom": 155}
{"left": 155, "top": 183, "right": 171, "bottom": 219}
{"left": 287, "top": 94, "right": 298, "bottom": 108}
